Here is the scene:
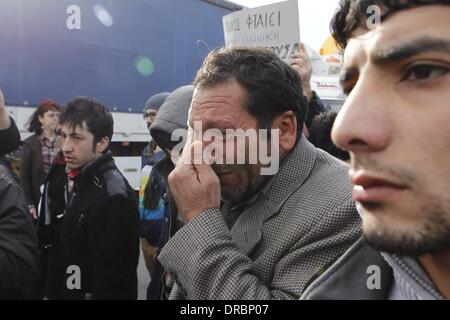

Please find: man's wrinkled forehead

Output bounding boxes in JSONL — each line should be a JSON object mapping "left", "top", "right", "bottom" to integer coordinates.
{"left": 191, "top": 84, "right": 244, "bottom": 106}
{"left": 188, "top": 85, "right": 246, "bottom": 125}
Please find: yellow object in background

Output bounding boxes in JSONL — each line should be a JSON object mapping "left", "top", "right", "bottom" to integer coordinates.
{"left": 319, "top": 35, "right": 340, "bottom": 56}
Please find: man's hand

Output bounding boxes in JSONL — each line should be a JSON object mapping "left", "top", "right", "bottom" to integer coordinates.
{"left": 290, "top": 43, "right": 313, "bottom": 102}
{"left": 0, "top": 89, "right": 11, "bottom": 130}
{"left": 168, "top": 134, "right": 221, "bottom": 223}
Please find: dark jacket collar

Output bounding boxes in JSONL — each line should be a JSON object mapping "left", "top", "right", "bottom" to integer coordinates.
{"left": 230, "top": 136, "right": 318, "bottom": 255}
{"left": 301, "top": 236, "right": 445, "bottom": 300}
{"left": 300, "top": 237, "right": 393, "bottom": 300}
{"left": 75, "top": 151, "right": 115, "bottom": 184}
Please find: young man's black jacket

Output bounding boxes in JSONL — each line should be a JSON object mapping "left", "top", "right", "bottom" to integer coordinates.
{"left": 60, "top": 151, "right": 139, "bottom": 300}
{"left": 38, "top": 154, "right": 68, "bottom": 299}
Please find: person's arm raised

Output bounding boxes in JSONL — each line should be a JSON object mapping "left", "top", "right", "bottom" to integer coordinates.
{"left": 0, "top": 90, "right": 11, "bottom": 130}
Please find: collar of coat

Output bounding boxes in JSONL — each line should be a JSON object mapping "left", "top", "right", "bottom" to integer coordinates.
{"left": 74, "top": 151, "right": 115, "bottom": 185}
{"left": 230, "top": 135, "right": 317, "bottom": 255}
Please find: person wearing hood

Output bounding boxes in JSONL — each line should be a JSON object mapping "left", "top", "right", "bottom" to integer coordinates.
{"left": 300, "top": 0, "right": 450, "bottom": 300}
{"left": 147, "top": 85, "right": 194, "bottom": 299}
{"left": 0, "top": 89, "right": 40, "bottom": 299}
{"left": 141, "top": 92, "right": 170, "bottom": 168}
{"left": 138, "top": 92, "right": 169, "bottom": 279}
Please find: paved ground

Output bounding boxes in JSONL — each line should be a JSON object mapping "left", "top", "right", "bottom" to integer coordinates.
{"left": 137, "top": 249, "right": 151, "bottom": 300}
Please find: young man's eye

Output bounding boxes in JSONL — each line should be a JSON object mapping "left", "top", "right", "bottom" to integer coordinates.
{"left": 402, "top": 65, "right": 449, "bottom": 82}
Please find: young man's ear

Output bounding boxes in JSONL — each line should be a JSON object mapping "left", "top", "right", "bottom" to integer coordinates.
{"left": 96, "top": 136, "right": 110, "bottom": 154}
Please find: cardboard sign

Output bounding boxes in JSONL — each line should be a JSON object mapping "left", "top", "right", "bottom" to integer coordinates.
{"left": 223, "top": 0, "right": 301, "bottom": 63}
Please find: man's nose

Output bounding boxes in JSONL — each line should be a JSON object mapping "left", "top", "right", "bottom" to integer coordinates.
{"left": 332, "top": 76, "right": 391, "bottom": 155}
{"left": 61, "top": 139, "right": 73, "bottom": 154}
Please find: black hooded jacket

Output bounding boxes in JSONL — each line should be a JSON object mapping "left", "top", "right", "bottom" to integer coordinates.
{"left": 147, "top": 85, "right": 193, "bottom": 299}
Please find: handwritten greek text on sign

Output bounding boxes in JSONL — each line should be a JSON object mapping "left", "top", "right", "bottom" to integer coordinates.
{"left": 223, "top": 0, "right": 300, "bottom": 63}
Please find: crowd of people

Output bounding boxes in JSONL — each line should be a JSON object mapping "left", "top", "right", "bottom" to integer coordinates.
{"left": 0, "top": 0, "right": 448, "bottom": 300}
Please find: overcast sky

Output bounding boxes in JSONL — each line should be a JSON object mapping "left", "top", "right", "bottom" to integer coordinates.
{"left": 229, "top": 0, "right": 340, "bottom": 52}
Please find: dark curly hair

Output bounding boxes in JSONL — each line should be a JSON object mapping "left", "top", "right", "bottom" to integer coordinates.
{"left": 331, "top": 0, "right": 450, "bottom": 49}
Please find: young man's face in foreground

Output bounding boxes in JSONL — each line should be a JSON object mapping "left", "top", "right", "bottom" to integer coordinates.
{"left": 60, "top": 122, "right": 104, "bottom": 170}
{"left": 332, "top": 5, "right": 450, "bottom": 255}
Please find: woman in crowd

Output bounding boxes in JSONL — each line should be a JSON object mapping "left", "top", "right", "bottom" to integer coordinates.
{"left": 20, "top": 99, "right": 61, "bottom": 221}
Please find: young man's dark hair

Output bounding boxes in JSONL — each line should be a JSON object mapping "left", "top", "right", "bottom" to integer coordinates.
{"left": 308, "top": 112, "right": 350, "bottom": 161}
{"left": 194, "top": 46, "right": 308, "bottom": 136}
{"left": 60, "top": 97, "right": 113, "bottom": 147}
{"left": 331, "top": 0, "right": 450, "bottom": 49}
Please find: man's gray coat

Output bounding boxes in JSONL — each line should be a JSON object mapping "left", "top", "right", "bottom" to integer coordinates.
{"left": 159, "top": 137, "right": 361, "bottom": 299}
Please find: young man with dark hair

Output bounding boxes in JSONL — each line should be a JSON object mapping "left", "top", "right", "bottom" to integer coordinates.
{"left": 157, "top": 47, "right": 361, "bottom": 299}
{"left": 301, "top": 0, "right": 450, "bottom": 300}
{"left": 58, "top": 97, "right": 139, "bottom": 300}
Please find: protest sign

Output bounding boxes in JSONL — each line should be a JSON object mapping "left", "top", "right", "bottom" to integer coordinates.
{"left": 223, "top": 0, "right": 301, "bottom": 63}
